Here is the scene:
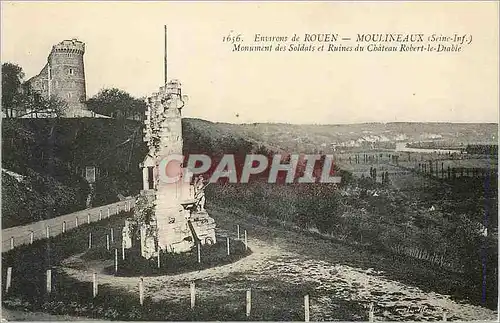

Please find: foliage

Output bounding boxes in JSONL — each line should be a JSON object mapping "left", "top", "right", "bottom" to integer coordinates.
{"left": 2, "top": 62, "right": 25, "bottom": 117}
{"left": 85, "top": 88, "right": 146, "bottom": 119}
{"left": 2, "top": 62, "right": 69, "bottom": 118}
{"left": 208, "top": 172, "right": 498, "bottom": 309}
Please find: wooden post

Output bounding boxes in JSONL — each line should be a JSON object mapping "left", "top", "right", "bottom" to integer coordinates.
{"left": 110, "top": 228, "right": 114, "bottom": 243}
{"left": 46, "top": 269, "right": 52, "bottom": 293}
{"left": 5, "top": 267, "right": 12, "bottom": 293}
{"left": 75, "top": 217, "right": 79, "bottom": 227}
{"left": 106, "top": 235, "right": 110, "bottom": 250}
{"left": 10, "top": 237, "right": 14, "bottom": 250}
{"left": 139, "top": 277, "right": 144, "bottom": 305}
{"left": 122, "top": 241, "right": 125, "bottom": 260}
{"left": 99, "top": 210, "right": 102, "bottom": 221}
{"left": 107, "top": 207, "right": 110, "bottom": 218}
{"left": 369, "top": 302, "right": 374, "bottom": 322}
{"left": 116, "top": 205, "right": 119, "bottom": 215}
{"left": 114, "top": 249, "right": 118, "bottom": 273}
{"left": 157, "top": 251, "right": 161, "bottom": 268}
{"left": 304, "top": 295, "right": 310, "bottom": 322}
{"left": 62, "top": 221, "right": 66, "bottom": 233}
{"left": 93, "top": 272, "right": 98, "bottom": 297}
{"left": 30, "top": 231, "right": 34, "bottom": 244}
{"left": 237, "top": 225, "right": 240, "bottom": 240}
{"left": 46, "top": 226, "right": 50, "bottom": 239}
{"left": 87, "top": 213, "right": 91, "bottom": 224}
{"left": 190, "top": 282, "right": 196, "bottom": 309}
{"left": 246, "top": 289, "right": 252, "bottom": 317}
{"left": 197, "top": 243, "right": 201, "bottom": 263}
{"left": 88, "top": 232, "right": 92, "bottom": 249}
{"left": 244, "top": 230, "right": 248, "bottom": 250}
{"left": 227, "top": 237, "right": 230, "bottom": 256}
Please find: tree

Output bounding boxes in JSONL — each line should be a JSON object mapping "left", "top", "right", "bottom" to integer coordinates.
{"left": 86, "top": 88, "right": 146, "bottom": 119}
{"left": 2, "top": 62, "right": 25, "bottom": 117}
{"left": 13, "top": 95, "right": 69, "bottom": 118}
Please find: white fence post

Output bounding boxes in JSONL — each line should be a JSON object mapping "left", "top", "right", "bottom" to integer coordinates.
{"left": 10, "top": 237, "right": 14, "bottom": 250}
{"left": 106, "top": 234, "right": 110, "bottom": 250}
{"left": 30, "top": 231, "right": 34, "bottom": 244}
{"left": 246, "top": 289, "right": 252, "bottom": 317}
{"left": 114, "top": 249, "right": 118, "bottom": 273}
{"left": 75, "top": 217, "right": 79, "bottom": 227}
{"left": 304, "top": 295, "right": 310, "bottom": 322}
{"left": 62, "top": 221, "right": 66, "bottom": 233}
{"left": 197, "top": 243, "right": 201, "bottom": 263}
{"left": 46, "top": 226, "right": 50, "bottom": 239}
{"left": 46, "top": 269, "right": 52, "bottom": 293}
{"left": 107, "top": 207, "right": 110, "bottom": 218}
{"left": 87, "top": 213, "right": 91, "bottom": 224}
{"left": 110, "top": 228, "right": 114, "bottom": 243}
{"left": 237, "top": 225, "right": 240, "bottom": 240}
{"left": 88, "top": 232, "right": 92, "bottom": 249}
{"left": 227, "top": 237, "right": 230, "bottom": 256}
{"left": 99, "top": 210, "right": 102, "bottom": 221}
{"left": 244, "top": 230, "right": 248, "bottom": 250}
{"left": 190, "top": 282, "right": 196, "bottom": 309}
{"left": 139, "top": 277, "right": 144, "bottom": 305}
{"left": 122, "top": 241, "right": 125, "bottom": 260}
{"left": 93, "top": 272, "right": 98, "bottom": 297}
{"left": 5, "top": 267, "right": 12, "bottom": 293}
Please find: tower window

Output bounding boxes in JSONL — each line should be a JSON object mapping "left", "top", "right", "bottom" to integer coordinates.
{"left": 68, "top": 68, "right": 74, "bottom": 75}
{"left": 67, "top": 93, "right": 72, "bottom": 99}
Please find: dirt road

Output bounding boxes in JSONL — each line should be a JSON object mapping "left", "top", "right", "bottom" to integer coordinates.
{"left": 61, "top": 205, "right": 497, "bottom": 321}
{"left": 2, "top": 198, "right": 134, "bottom": 253}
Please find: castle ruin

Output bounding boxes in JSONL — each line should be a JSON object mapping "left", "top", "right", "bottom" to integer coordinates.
{"left": 25, "top": 39, "right": 94, "bottom": 117}
{"left": 122, "top": 27, "right": 217, "bottom": 258}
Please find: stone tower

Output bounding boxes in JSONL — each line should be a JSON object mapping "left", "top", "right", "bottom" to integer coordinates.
{"left": 25, "top": 39, "right": 92, "bottom": 117}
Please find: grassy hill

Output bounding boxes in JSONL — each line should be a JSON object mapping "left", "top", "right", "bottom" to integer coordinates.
{"left": 1, "top": 118, "right": 148, "bottom": 228}
{"left": 1, "top": 117, "right": 258, "bottom": 228}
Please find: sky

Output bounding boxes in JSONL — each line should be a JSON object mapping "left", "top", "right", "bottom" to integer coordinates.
{"left": 1, "top": 1, "right": 498, "bottom": 124}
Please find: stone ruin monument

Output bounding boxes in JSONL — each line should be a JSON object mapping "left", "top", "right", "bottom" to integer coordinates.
{"left": 122, "top": 27, "right": 217, "bottom": 259}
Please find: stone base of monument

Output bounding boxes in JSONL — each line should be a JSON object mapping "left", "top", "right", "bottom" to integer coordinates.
{"left": 104, "top": 235, "right": 251, "bottom": 277}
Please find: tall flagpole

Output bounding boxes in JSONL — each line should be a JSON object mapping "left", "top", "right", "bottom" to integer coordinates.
{"left": 164, "top": 25, "right": 168, "bottom": 85}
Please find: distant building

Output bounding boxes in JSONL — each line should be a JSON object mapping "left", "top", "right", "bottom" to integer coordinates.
{"left": 395, "top": 142, "right": 464, "bottom": 154}
{"left": 24, "top": 39, "right": 94, "bottom": 118}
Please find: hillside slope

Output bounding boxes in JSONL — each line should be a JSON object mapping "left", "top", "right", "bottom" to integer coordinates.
{"left": 217, "top": 122, "right": 498, "bottom": 153}
{"left": 1, "top": 118, "right": 147, "bottom": 228}
{"left": 1, "top": 117, "right": 257, "bottom": 228}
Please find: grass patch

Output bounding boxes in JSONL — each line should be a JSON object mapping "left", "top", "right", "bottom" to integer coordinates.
{"left": 104, "top": 238, "right": 251, "bottom": 277}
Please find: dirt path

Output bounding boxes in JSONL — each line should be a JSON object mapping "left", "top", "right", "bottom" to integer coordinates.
{"left": 61, "top": 207, "right": 497, "bottom": 321}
